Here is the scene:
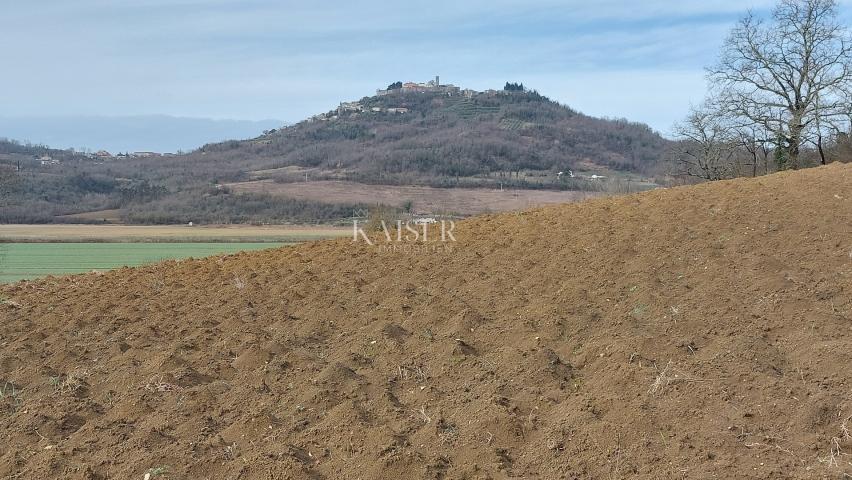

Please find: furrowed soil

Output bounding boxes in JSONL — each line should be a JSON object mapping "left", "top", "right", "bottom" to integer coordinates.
{"left": 1, "top": 164, "right": 851, "bottom": 479}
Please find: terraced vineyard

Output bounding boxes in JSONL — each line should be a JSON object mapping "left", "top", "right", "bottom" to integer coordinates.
{"left": 446, "top": 98, "right": 501, "bottom": 118}
{"left": 499, "top": 117, "right": 534, "bottom": 131}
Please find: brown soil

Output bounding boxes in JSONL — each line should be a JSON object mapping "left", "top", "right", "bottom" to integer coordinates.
{"left": 226, "top": 179, "right": 602, "bottom": 215}
{"left": 1, "top": 164, "right": 851, "bottom": 479}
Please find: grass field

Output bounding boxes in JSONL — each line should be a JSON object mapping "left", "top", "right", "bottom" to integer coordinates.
{"left": 0, "top": 242, "right": 288, "bottom": 283}
{"left": 0, "top": 224, "right": 350, "bottom": 283}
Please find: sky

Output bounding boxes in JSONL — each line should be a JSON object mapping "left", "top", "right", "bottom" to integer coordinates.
{"left": 5, "top": 0, "right": 847, "bottom": 145}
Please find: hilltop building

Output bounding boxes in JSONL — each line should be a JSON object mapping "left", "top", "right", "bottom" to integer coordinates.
{"left": 377, "top": 76, "right": 460, "bottom": 96}
{"left": 38, "top": 155, "right": 60, "bottom": 166}
{"left": 321, "top": 77, "right": 533, "bottom": 123}
{"left": 338, "top": 101, "right": 364, "bottom": 116}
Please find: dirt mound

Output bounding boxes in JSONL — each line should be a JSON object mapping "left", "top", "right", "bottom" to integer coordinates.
{"left": 2, "top": 164, "right": 852, "bottom": 479}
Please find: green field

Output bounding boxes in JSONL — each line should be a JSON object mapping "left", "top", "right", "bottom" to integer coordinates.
{"left": 0, "top": 242, "right": 286, "bottom": 283}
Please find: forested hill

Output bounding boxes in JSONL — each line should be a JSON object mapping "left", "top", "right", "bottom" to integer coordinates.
{"left": 0, "top": 138, "right": 89, "bottom": 161}
{"left": 197, "top": 89, "right": 670, "bottom": 185}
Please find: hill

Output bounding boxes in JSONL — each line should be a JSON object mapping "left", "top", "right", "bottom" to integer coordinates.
{"left": 201, "top": 89, "right": 668, "bottom": 186}
{"left": 1, "top": 164, "right": 850, "bottom": 478}
{"left": 0, "top": 87, "right": 671, "bottom": 224}
{"left": 0, "top": 138, "right": 90, "bottom": 162}
{"left": 0, "top": 140, "right": 93, "bottom": 219}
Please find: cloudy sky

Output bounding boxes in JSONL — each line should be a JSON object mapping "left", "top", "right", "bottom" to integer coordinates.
{"left": 5, "top": 0, "right": 845, "bottom": 141}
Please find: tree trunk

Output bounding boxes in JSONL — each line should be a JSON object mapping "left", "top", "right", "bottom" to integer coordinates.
{"left": 787, "top": 144, "right": 800, "bottom": 169}
{"left": 752, "top": 149, "right": 758, "bottom": 177}
{"left": 783, "top": 135, "right": 799, "bottom": 170}
{"left": 787, "top": 116, "right": 804, "bottom": 170}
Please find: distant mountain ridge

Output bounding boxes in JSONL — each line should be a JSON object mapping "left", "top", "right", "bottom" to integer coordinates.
{"left": 0, "top": 115, "right": 284, "bottom": 153}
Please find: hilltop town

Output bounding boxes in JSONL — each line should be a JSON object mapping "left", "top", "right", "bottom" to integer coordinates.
{"left": 309, "top": 76, "right": 529, "bottom": 123}
{"left": 375, "top": 76, "right": 461, "bottom": 96}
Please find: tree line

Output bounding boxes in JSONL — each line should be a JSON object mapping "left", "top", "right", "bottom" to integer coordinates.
{"left": 673, "top": 0, "right": 852, "bottom": 180}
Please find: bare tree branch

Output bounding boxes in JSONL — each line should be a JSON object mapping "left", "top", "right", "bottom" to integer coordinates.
{"left": 707, "top": 0, "right": 852, "bottom": 169}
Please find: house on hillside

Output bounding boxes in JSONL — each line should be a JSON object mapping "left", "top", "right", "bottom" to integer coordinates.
{"left": 386, "top": 107, "right": 410, "bottom": 114}
{"left": 94, "top": 150, "right": 112, "bottom": 159}
{"left": 38, "top": 155, "right": 60, "bottom": 166}
{"left": 338, "top": 102, "right": 364, "bottom": 116}
{"left": 131, "top": 151, "right": 161, "bottom": 158}
{"left": 413, "top": 217, "right": 437, "bottom": 225}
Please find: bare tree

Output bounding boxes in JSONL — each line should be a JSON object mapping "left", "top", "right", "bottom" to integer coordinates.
{"left": 831, "top": 130, "right": 852, "bottom": 161}
{"left": 0, "top": 165, "right": 21, "bottom": 207}
{"left": 709, "top": 0, "right": 852, "bottom": 170}
{"left": 671, "top": 105, "right": 738, "bottom": 180}
{"left": 734, "top": 124, "right": 773, "bottom": 176}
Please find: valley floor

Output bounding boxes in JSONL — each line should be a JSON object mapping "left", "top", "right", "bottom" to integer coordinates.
{"left": 226, "top": 179, "right": 605, "bottom": 215}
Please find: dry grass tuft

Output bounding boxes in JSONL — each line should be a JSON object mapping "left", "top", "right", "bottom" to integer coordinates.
{"left": 416, "top": 405, "right": 431, "bottom": 424}
{"left": 143, "top": 375, "right": 183, "bottom": 393}
{"left": 647, "top": 361, "right": 709, "bottom": 396}
{"left": 648, "top": 361, "right": 674, "bottom": 395}
{"left": 49, "top": 368, "right": 89, "bottom": 395}
{"left": 396, "top": 364, "right": 428, "bottom": 383}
